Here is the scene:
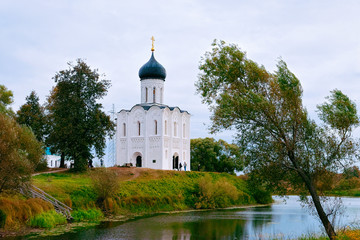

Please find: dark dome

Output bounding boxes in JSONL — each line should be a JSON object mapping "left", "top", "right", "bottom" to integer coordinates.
{"left": 139, "top": 52, "right": 166, "bottom": 80}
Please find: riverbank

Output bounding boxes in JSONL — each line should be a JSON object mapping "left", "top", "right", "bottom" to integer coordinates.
{"left": 0, "top": 167, "right": 272, "bottom": 238}
{"left": 16, "top": 196, "right": 360, "bottom": 240}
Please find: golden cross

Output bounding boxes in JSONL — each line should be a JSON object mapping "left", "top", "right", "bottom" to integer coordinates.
{"left": 151, "top": 36, "right": 155, "bottom": 51}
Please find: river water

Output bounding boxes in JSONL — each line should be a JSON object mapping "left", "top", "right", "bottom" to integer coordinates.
{"left": 29, "top": 196, "right": 360, "bottom": 239}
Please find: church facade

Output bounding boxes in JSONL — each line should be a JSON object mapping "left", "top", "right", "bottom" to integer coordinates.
{"left": 115, "top": 45, "right": 191, "bottom": 170}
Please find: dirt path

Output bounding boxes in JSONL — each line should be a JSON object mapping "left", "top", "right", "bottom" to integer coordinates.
{"left": 32, "top": 168, "right": 69, "bottom": 176}
{"left": 126, "top": 167, "right": 141, "bottom": 181}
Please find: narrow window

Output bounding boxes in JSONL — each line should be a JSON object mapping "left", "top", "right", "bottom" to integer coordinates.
{"left": 160, "top": 88, "right": 163, "bottom": 103}
{"left": 174, "top": 122, "right": 177, "bottom": 136}
{"left": 138, "top": 121, "right": 141, "bottom": 136}
{"left": 183, "top": 123, "right": 186, "bottom": 138}
{"left": 145, "top": 87, "right": 148, "bottom": 102}
{"left": 123, "top": 123, "right": 126, "bottom": 136}
{"left": 153, "top": 87, "right": 156, "bottom": 103}
{"left": 165, "top": 120, "right": 167, "bottom": 135}
{"left": 154, "top": 120, "right": 158, "bottom": 135}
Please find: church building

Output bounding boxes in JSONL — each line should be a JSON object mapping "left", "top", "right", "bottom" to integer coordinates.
{"left": 116, "top": 39, "right": 191, "bottom": 170}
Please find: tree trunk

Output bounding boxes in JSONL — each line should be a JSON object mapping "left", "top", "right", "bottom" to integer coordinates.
{"left": 60, "top": 152, "right": 65, "bottom": 168}
{"left": 74, "top": 156, "right": 88, "bottom": 172}
{"left": 298, "top": 170, "right": 336, "bottom": 239}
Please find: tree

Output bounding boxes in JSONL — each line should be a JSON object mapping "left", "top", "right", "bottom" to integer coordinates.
{"left": 0, "top": 84, "right": 14, "bottom": 116}
{"left": 196, "top": 40, "right": 359, "bottom": 239}
{"left": 46, "top": 59, "right": 115, "bottom": 172}
{"left": 0, "top": 113, "right": 43, "bottom": 193}
{"left": 16, "top": 91, "right": 46, "bottom": 142}
{"left": 190, "top": 138, "right": 243, "bottom": 174}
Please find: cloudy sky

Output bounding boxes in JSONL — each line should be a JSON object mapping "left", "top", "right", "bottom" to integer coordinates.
{"left": 2, "top": 0, "right": 360, "bottom": 143}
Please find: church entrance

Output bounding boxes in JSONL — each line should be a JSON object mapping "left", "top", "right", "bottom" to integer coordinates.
{"left": 136, "top": 156, "right": 142, "bottom": 167}
{"left": 172, "top": 154, "right": 179, "bottom": 170}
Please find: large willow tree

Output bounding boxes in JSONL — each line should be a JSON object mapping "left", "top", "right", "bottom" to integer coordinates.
{"left": 196, "top": 40, "right": 359, "bottom": 239}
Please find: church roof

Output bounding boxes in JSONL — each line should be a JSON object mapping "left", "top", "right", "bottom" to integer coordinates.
{"left": 119, "top": 103, "right": 190, "bottom": 114}
{"left": 138, "top": 52, "right": 166, "bottom": 80}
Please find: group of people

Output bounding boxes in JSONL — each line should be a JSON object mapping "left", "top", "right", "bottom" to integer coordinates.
{"left": 177, "top": 161, "right": 187, "bottom": 171}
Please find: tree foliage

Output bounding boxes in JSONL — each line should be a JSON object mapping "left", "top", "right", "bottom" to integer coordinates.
{"left": 16, "top": 91, "right": 46, "bottom": 142}
{"left": 190, "top": 138, "right": 243, "bottom": 174}
{"left": 0, "top": 113, "right": 43, "bottom": 193}
{"left": 46, "top": 59, "right": 115, "bottom": 172}
{"left": 196, "top": 40, "right": 360, "bottom": 239}
{"left": 0, "top": 85, "right": 14, "bottom": 116}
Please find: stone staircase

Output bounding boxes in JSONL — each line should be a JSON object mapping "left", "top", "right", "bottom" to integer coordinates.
{"left": 19, "top": 183, "right": 73, "bottom": 221}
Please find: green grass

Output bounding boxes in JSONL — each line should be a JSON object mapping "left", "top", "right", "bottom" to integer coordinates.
{"left": 32, "top": 169, "right": 267, "bottom": 215}
{"left": 72, "top": 208, "right": 103, "bottom": 222}
{"left": 28, "top": 210, "right": 67, "bottom": 228}
{"left": 29, "top": 169, "right": 271, "bottom": 230}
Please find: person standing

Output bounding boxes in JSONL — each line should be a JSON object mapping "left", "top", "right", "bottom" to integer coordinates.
{"left": 179, "top": 162, "right": 182, "bottom": 171}
{"left": 184, "top": 161, "right": 187, "bottom": 171}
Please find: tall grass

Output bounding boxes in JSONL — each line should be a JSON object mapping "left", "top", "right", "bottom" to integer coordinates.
{"left": 0, "top": 197, "right": 53, "bottom": 229}
{"left": 28, "top": 210, "right": 66, "bottom": 228}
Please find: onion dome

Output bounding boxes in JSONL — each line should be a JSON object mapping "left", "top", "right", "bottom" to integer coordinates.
{"left": 138, "top": 52, "right": 166, "bottom": 80}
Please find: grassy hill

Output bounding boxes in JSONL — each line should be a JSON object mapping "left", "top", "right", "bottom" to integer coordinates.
{"left": 0, "top": 167, "right": 271, "bottom": 232}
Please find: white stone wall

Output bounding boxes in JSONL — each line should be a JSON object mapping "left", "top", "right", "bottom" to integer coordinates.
{"left": 140, "top": 79, "right": 165, "bottom": 104}
{"left": 116, "top": 105, "right": 190, "bottom": 170}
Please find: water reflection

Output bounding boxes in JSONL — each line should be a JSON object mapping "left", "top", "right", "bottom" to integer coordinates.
{"left": 18, "top": 196, "right": 360, "bottom": 240}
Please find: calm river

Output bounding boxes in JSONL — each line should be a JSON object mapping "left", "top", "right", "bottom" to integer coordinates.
{"left": 27, "top": 196, "right": 360, "bottom": 239}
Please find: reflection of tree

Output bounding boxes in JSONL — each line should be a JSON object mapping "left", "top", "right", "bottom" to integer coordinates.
{"left": 182, "top": 218, "right": 247, "bottom": 239}
{"left": 251, "top": 206, "right": 274, "bottom": 231}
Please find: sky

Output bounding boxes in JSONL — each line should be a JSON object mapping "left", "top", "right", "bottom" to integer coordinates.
{"left": 1, "top": 0, "right": 360, "bottom": 147}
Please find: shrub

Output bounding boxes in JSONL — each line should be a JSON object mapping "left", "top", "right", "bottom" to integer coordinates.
{"left": 343, "top": 166, "right": 360, "bottom": 179}
{"left": 336, "top": 177, "right": 360, "bottom": 191}
{"left": 35, "top": 158, "right": 48, "bottom": 172}
{"left": 28, "top": 210, "right": 66, "bottom": 228}
{"left": 90, "top": 168, "right": 119, "bottom": 204}
{"left": 195, "top": 176, "right": 240, "bottom": 209}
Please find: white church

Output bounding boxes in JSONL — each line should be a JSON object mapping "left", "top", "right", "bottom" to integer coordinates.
{"left": 116, "top": 40, "right": 191, "bottom": 170}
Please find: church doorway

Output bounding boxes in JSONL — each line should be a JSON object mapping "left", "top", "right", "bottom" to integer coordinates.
{"left": 172, "top": 153, "right": 179, "bottom": 170}
{"left": 136, "top": 156, "right": 142, "bottom": 167}
{"left": 132, "top": 152, "right": 143, "bottom": 167}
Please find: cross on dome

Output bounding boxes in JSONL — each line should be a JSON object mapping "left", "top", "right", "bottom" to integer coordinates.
{"left": 151, "top": 36, "right": 155, "bottom": 52}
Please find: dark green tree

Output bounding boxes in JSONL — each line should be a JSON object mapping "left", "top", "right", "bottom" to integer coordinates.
{"left": 190, "top": 138, "right": 243, "bottom": 174}
{"left": 46, "top": 59, "right": 115, "bottom": 172}
{"left": 16, "top": 91, "right": 46, "bottom": 142}
{"left": 196, "top": 40, "right": 359, "bottom": 239}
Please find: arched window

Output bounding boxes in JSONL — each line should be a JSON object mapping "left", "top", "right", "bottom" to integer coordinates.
{"left": 183, "top": 123, "right": 186, "bottom": 138}
{"left": 154, "top": 120, "right": 158, "bottom": 135}
{"left": 165, "top": 120, "right": 167, "bottom": 135}
{"left": 174, "top": 122, "right": 177, "bottom": 136}
{"left": 137, "top": 121, "right": 141, "bottom": 136}
{"left": 123, "top": 123, "right": 126, "bottom": 137}
{"left": 153, "top": 87, "right": 156, "bottom": 103}
{"left": 145, "top": 87, "right": 148, "bottom": 102}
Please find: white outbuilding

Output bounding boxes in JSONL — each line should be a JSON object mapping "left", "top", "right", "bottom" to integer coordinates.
{"left": 116, "top": 43, "right": 191, "bottom": 170}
